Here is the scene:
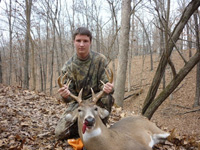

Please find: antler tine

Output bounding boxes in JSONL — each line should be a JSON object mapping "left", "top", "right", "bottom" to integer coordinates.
{"left": 62, "top": 72, "right": 68, "bottom": 85}
{"left": 69, "top": 88, "right": 83, "bottom": 104}
{"left": 58, "top": 76, "right": 64, "bottom": 88}
{"left": 105, "top": 68, "right": 113, "bottom": 83}
{"left": 100, "top": 68, "right": 113, "bottom": 85}
{"left": 66, "top": 79, "right": 71, "bottom": 87}
{"left": 91, "top": 88, "right": 104, "bottom": 104}
{"left": 57, "top": 72, "right": 82, "bottom": 104}
{"left": 58, "top": 76, "right": 62, "bottom": 88}
{"left": 58, "top": 72, "right": 68, "bottom": 88}
{"left": 92, "top": 68, "right": 113, "bottom": 104}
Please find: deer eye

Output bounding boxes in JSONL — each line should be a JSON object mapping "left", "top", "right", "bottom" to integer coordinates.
{"left": 78, "top": 109, "right": 82, "bottom": 112}
{"left": 94, "top": 107, "right": 98, "bottom": 111}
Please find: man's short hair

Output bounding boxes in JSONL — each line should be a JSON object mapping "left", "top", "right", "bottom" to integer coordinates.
{"left": 73, "top": 27, "right": 92, "bottom": 42}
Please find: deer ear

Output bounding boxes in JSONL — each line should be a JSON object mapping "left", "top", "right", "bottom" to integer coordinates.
{"left": 98, "top": 107, "right": 109, "bottom": 119}
{"left": 65, "top": 108, "right": 78, "bottom": 122}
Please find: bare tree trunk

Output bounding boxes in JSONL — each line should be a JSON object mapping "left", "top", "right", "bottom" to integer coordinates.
{"left": 66, "top": 0, "right": 75, "bottom": 50}
{"left": 39, "top": 54, "right": 44, "bottom": 92}
{"left": 8, "top": 0, "right": 12, "bottom": 85}
{"left": 0, "top": 51, "right": 2, "bottom": 83}
{"left": 57, "top": 1, "right": 64, "bottom": 67}
{"left": 114, "top": 0, "right": 131, "bottom": 107}
{"left": 107, "top": 0, "right": 120, "bottom": 82}
{"left": 56, "top": 26, "right": 63, "bottom": 76}
{"left": 52, "top": 3, "right": 63, "bottom": 77}
{"left": 43, "top": 0, "right": 50, "bottom": 93}
{"left": 38, "top": 42, "right": 44, "bottom": 92}
{"left": 36, "top": 22, "right": 44, "bottom": 92}
{"left": 127, "top": 48, "right": 132, "bottom": 92}
{"left": 50, "top": 35, "right": 55, "bottom": 95}
{"left": 128, "top": 10, "right": 135, "bottom": 92}
{"left": 142, "top": 0, "right": 200, "bottom": 119}
{"left": 30, "top": 35, "right": 36, "bottom": 90}
{"left": 55, "top": 43, "right": 61, "bottom": 77}
{"left": 163, "top": 0, "right": 170, "bottom": 89}
{"left": 194, "top": 60, "right": 200, "bottom": 107}
{"left": 186, "top": 23, "right": 192, "bottom": 57}
{"left": 16, "top": 33, "right": 24, "bottom": 87}
{"left": 96, "top": 23, "right": 100, "bottom": 53}
{"left": 193, "top": 11, "right": 200, "bottom": 107}
{"left": 44, "top": 36, "right": 48, "bottom": 92}
{"left": 50, "top": 0, "right": 58, "bottom": 95}
{"left": 135, "top": 15, "right": 153, "bottom": 71}
{"left": 159, "top": 23, "right": 164, "bottom": 57}
{"left": 179, "top": 33, "right": 184, "bottom": 51}
{"left": 23, "top": 0, "right": 32, "bottom": 89}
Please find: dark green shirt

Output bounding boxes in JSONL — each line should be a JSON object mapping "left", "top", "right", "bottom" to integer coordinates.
{"left": 61, "top": 51, "right": 109, "bottom": 103}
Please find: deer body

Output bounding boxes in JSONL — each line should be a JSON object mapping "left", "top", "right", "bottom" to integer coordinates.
{"left": 77, "top": 101, "right": 169, "bottom": 150}
{"left": 79, "top": 117, "right": 150, "bottom": 150}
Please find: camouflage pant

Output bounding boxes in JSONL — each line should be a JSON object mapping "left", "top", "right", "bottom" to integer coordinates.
{"left": 55, "top": 94, "right": 114, "bottom": 140}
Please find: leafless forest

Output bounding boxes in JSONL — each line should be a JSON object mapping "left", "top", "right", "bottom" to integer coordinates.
{"left": 0, "top": 0, "right": 200, "bottom": 149}
{"left": 0, "top": 0, "right": 200, "bottom": 121}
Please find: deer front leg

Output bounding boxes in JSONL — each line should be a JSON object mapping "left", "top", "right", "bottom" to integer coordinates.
{"left": 55, "top": 103, "right": 79, "bottom": 140}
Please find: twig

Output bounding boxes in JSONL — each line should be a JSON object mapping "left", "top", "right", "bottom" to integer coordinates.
{"left": 172, "top": 84, "right": 184, "bottom": 94}
{"left": 171, "top": 104, "right": 191, "bottom": 110}
{"left": 124, "top": 89, "right": 143, "bottom": 100}
{"left": 177, "top": 108, "right": 200, "bottom": 115}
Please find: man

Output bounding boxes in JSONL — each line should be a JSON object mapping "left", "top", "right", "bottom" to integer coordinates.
{"left": 55, "top": 27, "right": 114, "bottom": 142}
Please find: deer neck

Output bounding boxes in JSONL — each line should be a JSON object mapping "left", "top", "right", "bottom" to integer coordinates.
{"left": 78, "top": 117, "right": 115, "bottom": 148}
{"left": 81, "top": 127, "right": 116, "bottom": 150}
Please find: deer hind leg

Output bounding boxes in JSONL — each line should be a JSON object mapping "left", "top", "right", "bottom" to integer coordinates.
{"left": 149, "top": 132, "right": 170, "bottom": 148}
{"left": 145, "top": 121, "right": 170, "bottom": 148}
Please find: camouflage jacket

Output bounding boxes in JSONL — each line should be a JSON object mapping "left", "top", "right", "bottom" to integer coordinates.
{"left": 61, "top": 51, "right": 110, "bottom": 103}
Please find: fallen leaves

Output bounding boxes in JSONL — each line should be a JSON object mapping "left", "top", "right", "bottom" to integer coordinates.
{"left": 0, "top": 84, "right": 66, "bottom": 149}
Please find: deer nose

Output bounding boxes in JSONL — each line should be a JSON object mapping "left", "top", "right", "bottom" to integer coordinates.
{"left": 85, "top": 116, "right": 95, "bottom": 126}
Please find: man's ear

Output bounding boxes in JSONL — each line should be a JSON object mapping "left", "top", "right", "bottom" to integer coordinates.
{"left": 98, "top": 106, "right": 109, "bottom": 119}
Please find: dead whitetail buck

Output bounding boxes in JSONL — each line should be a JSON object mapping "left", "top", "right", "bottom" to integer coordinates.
{"left": 58, "top": 70, "right": 170, "bottom": 150}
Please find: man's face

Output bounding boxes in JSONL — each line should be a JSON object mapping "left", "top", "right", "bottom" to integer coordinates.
{"left": 74, "top": 34, "right": 91, "bottom": 59}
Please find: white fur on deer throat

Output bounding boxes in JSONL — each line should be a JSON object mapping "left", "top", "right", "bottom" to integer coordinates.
{"left": 149, "top": 133, "right": 170, "bottom": 148}
{"left": 83, "top": 127, "right": 102, "bottom": 142}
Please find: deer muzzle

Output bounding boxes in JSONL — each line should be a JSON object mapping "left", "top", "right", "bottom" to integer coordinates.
{"left": 82, "top": 116, "right": 95, "bottom": 134}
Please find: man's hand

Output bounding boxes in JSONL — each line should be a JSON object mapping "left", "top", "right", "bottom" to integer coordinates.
{"left": 103, "top": 82, "right": 114, "bottom": 94}
{"left": 58, "top": 84, "right": 71, "bottom": 98}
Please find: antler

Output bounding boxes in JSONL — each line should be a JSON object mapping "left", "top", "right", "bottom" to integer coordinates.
{"left": 58, "top": 73, "right": 83, "bottom": 104}
{"left": 91, "top": 68, "right": 113, "bottom": 104}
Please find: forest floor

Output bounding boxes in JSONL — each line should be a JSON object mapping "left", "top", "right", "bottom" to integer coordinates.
{"left": 0, "top": 50, "right": 200, "bottom": 150}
